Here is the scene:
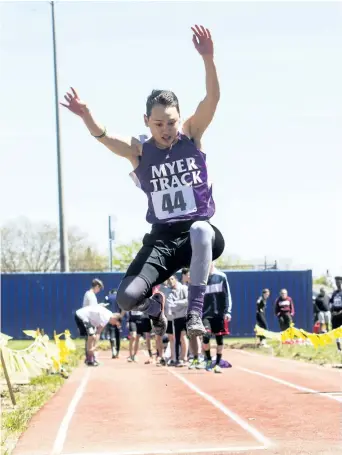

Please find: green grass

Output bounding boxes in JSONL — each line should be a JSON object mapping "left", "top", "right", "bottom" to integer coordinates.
{"left": 225, "top": 336, "right": 342, "bottom": 366}
{"left": 1, "top": 345, "right": 84, "bottom": 455}
{"left": 261, "top": 341, "right": 342, "bottom": 365}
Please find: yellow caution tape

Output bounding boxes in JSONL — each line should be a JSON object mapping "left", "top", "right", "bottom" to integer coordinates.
{"left": 0, "top": 329, "right": 76, "bottom": 381}
{"left": 254, "top": 323, "right": 342, "bottom": 348}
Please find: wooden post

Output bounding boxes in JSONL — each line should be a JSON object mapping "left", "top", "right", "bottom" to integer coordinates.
{"left": 0, "top": 348, "right": 16, "bottom": 406}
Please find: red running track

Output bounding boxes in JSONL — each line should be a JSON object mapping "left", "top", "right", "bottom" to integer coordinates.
{"left": 13, "top": 348, "right": 342, "bottom": 455}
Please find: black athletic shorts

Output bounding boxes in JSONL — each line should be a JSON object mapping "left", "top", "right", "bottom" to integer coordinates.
{"left": 174, "top": 316, "right": 187, "bottom": 333}
{"left": 166, "top": 320, "right": 174, "bottom": 335}
{"left": 203, "top": 316, "right": 227, "bottom": 335}
{"left": 124, "top": 220, "right": 225, "bottom": 296}
{"left": 129, "top": 315, "right": 152, "bottom": 335}
{"left": 331, "top": 312, "right": 342, "bottom": 329}
{"left": 74, "top": 314, "right": 95, "bottom": 337}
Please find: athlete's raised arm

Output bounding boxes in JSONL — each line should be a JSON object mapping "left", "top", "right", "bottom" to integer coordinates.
{"left": 182, "top": 25, "right": 220, "bottom": 143}
{"left": 61, "top": 87, "right": 141, "bottom": 165}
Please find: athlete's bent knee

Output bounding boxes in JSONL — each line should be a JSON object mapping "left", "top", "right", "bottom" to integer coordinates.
{"left": 202, "top": 333, "right": 211, "bottom": 345}
{"left": 117, "top": 276, "right": 145, "bottom": 312}
{"left": 215, "top": 334, "right": 223, "bottom": 346}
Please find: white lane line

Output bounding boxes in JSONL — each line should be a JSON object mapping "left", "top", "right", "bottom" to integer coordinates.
{"left": 238, "top": 366, "right": 342, "bottom": 403}
{"left": 168, "top": 368, "right": 272, "bottom": 449}
{"left": 51, "top": 369, "right": 91, "bottom": 455}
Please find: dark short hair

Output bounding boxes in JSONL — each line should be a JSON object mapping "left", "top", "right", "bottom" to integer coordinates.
{"left": 91, "top": 279, "right": 104, "bottom": 289}
{"left": 146, "top": 90, "right": 180, "bottom": 118}
{"left": 181, "top": 268, "right": 189, "bottom": 275}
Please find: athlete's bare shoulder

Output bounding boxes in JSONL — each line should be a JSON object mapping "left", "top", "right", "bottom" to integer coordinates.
{"left": 181, "top": 123, "right": 204, "bottom": 153}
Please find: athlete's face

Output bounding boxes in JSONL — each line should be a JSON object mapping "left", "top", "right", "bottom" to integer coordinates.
{"left": 263, "top": 290, "right": 270, "bottom": 299}
{"left": 182, "top": 272, "right": 190, "bottom": 284}
{"left": 93, "top": 285, "right": 102, "bottom": 294}
{"left": 168, "top": 276, "right": 177, "bottom": 288}
{"left": 145, "top": 104, "right": 180, "bottom": 148}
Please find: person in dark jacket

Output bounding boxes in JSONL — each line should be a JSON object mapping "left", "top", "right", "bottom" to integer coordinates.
{"left": 104, "top": 289, "right": 122, "bottom": 358}
{"left": 274, "top": 289, "right": 295, "bottom": 331}
{"left": 315, "top": 288, "right": 331, "bottom": 333}
{"left": 195, "top": 262, "right": 232, "bottom": 373}
{"left": 330, "top": 276, "right": 342, "bottom": 354}
{"left": 256, "top": 289, "right": 270, "bottom": 346}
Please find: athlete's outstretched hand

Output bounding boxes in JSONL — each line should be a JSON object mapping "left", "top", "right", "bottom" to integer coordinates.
{"left": 191, "top": 25, "right": 214, "bottom": 57}
{"left": 60, "top": 87, "right": 88, "bottom": 117}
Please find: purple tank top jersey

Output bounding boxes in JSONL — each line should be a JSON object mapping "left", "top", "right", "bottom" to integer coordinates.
{"left": 130, "top": 133, "right": 216, "bottom": 224}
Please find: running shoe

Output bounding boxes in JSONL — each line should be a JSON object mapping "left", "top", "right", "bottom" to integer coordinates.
{"left": 213, "top": 364, "right": 222, "bottom": 374}
{"left": 188, "top": 358, "right": 200, "bottom": 370}
{"left": 195, "top": 359, "right": 212, "bottom": 371}
{"left": 156, "top": 357, "right": 167, "bottom": 367}
{"left": 186, "top": 311, "right": 206, "bottom": 337}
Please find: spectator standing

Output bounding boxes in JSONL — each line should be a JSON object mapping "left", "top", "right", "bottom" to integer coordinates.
{"left": 274, "top": 289, "right": 295, "bottom": 331}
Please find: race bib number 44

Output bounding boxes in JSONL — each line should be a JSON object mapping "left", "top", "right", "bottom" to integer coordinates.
{"left": 151, "top": 186, "right": 197, "bottom": 220}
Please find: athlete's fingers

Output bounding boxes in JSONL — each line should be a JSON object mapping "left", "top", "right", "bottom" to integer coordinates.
{"left": 206, "top": 28, "right": 211, "bottom": 39}
{"left": 60, "top": 102, "right": 71, "bottom": 109}
{"left": 70, "top": 87, "right": 79, "bottom": 99}
{"left": 194, "top": 24, "right": 202, "bottom": 34}
{"left": 191, "top": 26, "right": 202, "bottom": 39}
{"left": 64, "top": 94, "right": 72, "bottom": 102}
{"left": 200, "top": 25, "right": 207, "bottom": 37}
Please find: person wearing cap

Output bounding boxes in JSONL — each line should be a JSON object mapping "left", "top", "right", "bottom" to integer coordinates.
{"left": 329, "top": 276, "right": 342, "bottom": 354}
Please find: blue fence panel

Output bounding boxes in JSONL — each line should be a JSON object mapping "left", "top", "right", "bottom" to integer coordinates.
{"left": 225, "top": 270, "right": 313, "bottom": 336}
{"left": 1, "top": 270, "right": 312, "bottom": 339}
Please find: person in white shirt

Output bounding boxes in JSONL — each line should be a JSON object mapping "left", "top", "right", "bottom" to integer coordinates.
{"left": 75, "top": 304, "right": 121, "bottom": 366}
{"left": 81, "top": 279, "right": 105, "bottom": 356}
{"left": 82, "top": 278, "right": 104, "bottom": 307}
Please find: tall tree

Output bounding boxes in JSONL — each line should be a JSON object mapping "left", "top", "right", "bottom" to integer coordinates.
{"left": 112, "top": 240, "right": 142, "bottom": 271}
{"left": 1, "top": 217, "right": 107, "bottom": 273}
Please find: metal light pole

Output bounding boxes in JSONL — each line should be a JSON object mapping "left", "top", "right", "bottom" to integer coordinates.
{"left": 51, "top": 1, "right": 69, "bottom": 272}
{"left": 108, "top": 215, "right": 116, "bottom": 272}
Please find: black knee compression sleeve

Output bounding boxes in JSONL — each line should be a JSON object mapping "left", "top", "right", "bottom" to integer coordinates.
{"left": 202, "top": 333, "right": 211, "bottom": 345}
{"left": 215, "top": 334, "right": 223, "bottom": 346}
